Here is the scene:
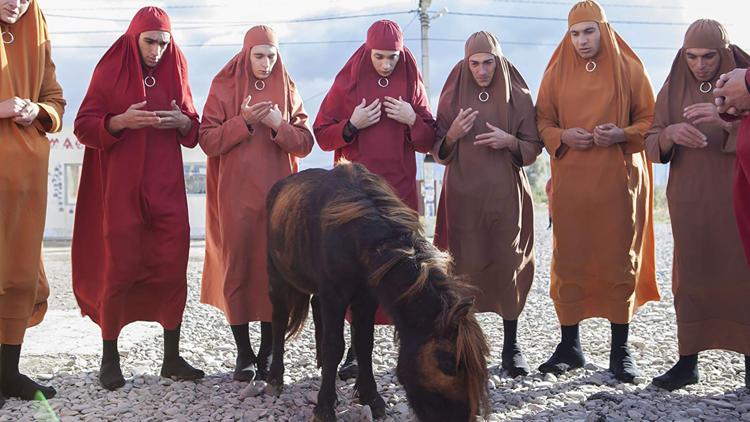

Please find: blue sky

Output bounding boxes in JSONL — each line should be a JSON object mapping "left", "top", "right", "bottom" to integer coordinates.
{"left": 42, "top": 0, "right": 748, "bottom": 178}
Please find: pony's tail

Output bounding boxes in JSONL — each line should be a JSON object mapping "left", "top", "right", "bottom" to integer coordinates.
{"left": 452, "top": 299, "right": 490, "bottom": 418}
{"left": 285, "top": 288, "right": 311, "bottom": 340}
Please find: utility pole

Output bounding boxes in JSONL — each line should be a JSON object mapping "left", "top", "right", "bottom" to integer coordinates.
{"left": 418, "top": 0, "right": 435, "bottom": 236}
{"left": 418, "top": 0, "right": 432, "bottom": 98}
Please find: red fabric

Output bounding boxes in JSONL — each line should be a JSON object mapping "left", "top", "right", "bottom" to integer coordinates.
{"left": 72, "top": 7, "right": 199, "bottom": 339}
{"left": 735, "top": 111, "right": 750, "bottom": 266}
{"left": 313, "top": 20, "right": 436, "bottom": 211}
{"left": 314, "top": 20, "right": 435, "bottom": 325}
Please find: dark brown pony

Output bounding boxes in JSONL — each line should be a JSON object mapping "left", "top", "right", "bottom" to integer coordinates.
{"left": 265, "top": 162, "right": 489, "bottom": 422}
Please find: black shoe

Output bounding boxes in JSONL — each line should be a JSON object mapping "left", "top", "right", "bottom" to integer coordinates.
{"left": 609, "top": 345, "right": 641, "bottom": 383}
{"left": 100, "top": 358, "right": 125, "bottom": 390}
{"left": 652, "top": 368, "right": 698, "bottom": 391}
{"left": 501, "top": 346, "right": 530, "bottom": 377}
{"left": 161, "top": 356, "right": 205, "bottom": 381}
{"left": 2, "top": 373, "right": 56, "bottom": 400}
{"left": 538, "top": 342, "right": 585, "bottom": 375}
{"left": 338, "top": 347, "right": 358, "bottom": 381}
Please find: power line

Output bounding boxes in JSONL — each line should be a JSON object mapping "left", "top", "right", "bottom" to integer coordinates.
{"left": 51, "top": 37, "right": 676, "bottom": 51}
{"left": 47, "top": 8, "right": 695, "bottom": 36}
{"left": 45, "top": 10, "right": 415, "bottom": 26}
{"left": 488, "top": 0, "right": 687, "bottom": 9}
{"left": 43, "top": 3, "right": 231, "bottom": 12}
{"left": 441, "top": 11, "right": 692, "bottom": 26}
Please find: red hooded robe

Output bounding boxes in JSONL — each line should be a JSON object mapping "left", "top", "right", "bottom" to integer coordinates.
{"left": 72, "top": 7, "right": 199, "bottom": 339}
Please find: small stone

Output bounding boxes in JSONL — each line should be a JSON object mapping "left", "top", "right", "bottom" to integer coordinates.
{"left": 394, "top": 403, "right": 409, "bottom": 414}
{"left": 568, "top": 391, "right": 586, "bottom": 402}
{"left": 585, "top": 413, "right": 606, "bottom": 422}
{"left": 702, "top": 399, "right": 735, "bottom": 410}
{"left": 627, "top": 410, "right": 643, "bottom": 420}
{"left": 686, "top": 408, "right": 703, "bottom": 417}
{"left": 240, "top": 381, "right": 266, "bottom": 399}
{"left": 305, "top": 391, "right": 318, "bottom": 404}
{"left": 742, "top": 413, "right": 750, "bottom": 422}
{"left": 360, "top": 405, "right": 373, "bottom": 422}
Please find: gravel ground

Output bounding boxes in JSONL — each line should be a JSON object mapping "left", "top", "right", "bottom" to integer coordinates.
{"left": 2, "top": 209, "right": 750, "bottom": 421}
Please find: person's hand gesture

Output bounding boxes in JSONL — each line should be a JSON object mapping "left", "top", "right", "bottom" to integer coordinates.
{"left": 593, "top": 123, "right": 625, "bottom": 147}
{"left": 445, "top": 108, "right": 479, "bottom": 144}
{"left": 241, "top": 95, "right": 273, "bottom": 126}
{"left": 561, "top": 127, "right": 594, "bottom": 150}
{"left": 383, "top": 96, "right": 416, "bottom": 126}
{"left": 473, "top": 122, "right": 515, "bottom": 150}
{"left": 107, "top": 101, "right": 161, "bottom": 133}
{"left": 349, "top": 98, "right": 381, "bottom": 130}
{"left": 664, "top": 122, "right": 707, "bottom": 148}
{"left": 154, "top": 100, "right": 191, "bottom": 131}
{"left": 261, "top": 104, "right": 283, "bottom": 131}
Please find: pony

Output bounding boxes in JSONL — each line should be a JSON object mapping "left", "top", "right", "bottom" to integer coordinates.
{"left": 265, "top": 162, "right": 489, "bottom": 422}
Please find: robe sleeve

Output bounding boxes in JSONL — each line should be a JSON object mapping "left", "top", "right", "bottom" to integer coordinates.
{"left": 621, "top": 63, "right": 656, "bottom": 154}
{"left": 511, "top": 85, "right": 543, "bottom": 167}
{"left": 645, "top": 84, "right": 675, "bottom": 164}
{"left": 74, "top": 80, "right": 125, "bottom": 151}
{"left": 34, "top": 42, "right": 65, "bottom": 134}
{"left": 198, "top": 79, "right": 253, "bottom": 157}
{"left": 271, "top": 81, "right": 314, "bottom": 158}
{"left": 406, "top": 79, "right": 437, "bottom": 154}
{"left": 431, "top": 136, "right": 456, "bottom": 165}
{"left": 313, "top": 90, "right": 351, "bottom": 152}
{"left": 177, "top": 82, "right": 199, "bottom": 149}
{"left": 536, "top": 71, "right": 568, "bottom": 159}
{"left": 179, "top": 114, "right": 200, "bottom": 148}
{"left": 722, "top": 122, "right": 740, "bottom": 153}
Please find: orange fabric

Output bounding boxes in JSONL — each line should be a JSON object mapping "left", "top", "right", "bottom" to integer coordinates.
{"left": 0, "top": 0, "right": 64, "bottom": 342}
{"left": 199, "top": 26, "right": 314, "bottom": 324}
{"left": 536, "top": 0, "right": 659, "bottom": 325}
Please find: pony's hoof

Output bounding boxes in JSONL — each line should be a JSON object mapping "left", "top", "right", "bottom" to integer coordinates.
{"left": 313, "top": 405, "right": 336, "bottom": 422}
{"left": 370, "top": 397, "right": 386, "bottom": 419}
{"left": 356, "top": 395, "right": 386, "bottom": 418}
{"left": 265, "top": 381, "right": 283, "bottom": 396}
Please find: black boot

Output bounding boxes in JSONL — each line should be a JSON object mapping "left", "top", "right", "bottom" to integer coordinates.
{"left": 538, "top": 324, "right": 585, "bottom": 375}
{"left": 609, "top": 323, "right": 641, "bottom": 383}
{"left": 160, "top": 325, "right": 205, "bottom": 381}
{"left": 501, "top": 319, "right": 529, "bottom": 377}
{"left": 652, "top": 354, "right": 699, "bottom": 391}
{"left": 100, "top": 339, "right": 125, "bottom": 390}
{"left": 338, "top": 345, "right": 359, "bottom": 381}
{"left": 0, "top": 344, "right": 56, "bottom": 400}
{"left": 255, "top": 322, "right": 272, "bottom": 381}
{"left": 745, "top": 355, "right": 749, "bottom": 389}
{"left": 230, "top": 324, "right": 256, "bottom": 382}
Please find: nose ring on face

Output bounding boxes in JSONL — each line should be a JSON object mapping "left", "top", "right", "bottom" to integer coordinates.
{"left": 378, "top": 77, "right": 389, "bottom": 88}
{"left": 585, "top": 60, "right": 597, "bottom": 73}
{"left": 255, "top": 80, "right": 266, "bottom": 91}
{"left": 699, "top": 81, "right": 712, "bottom": 94}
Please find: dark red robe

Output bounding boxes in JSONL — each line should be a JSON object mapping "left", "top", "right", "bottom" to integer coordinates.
{"left": 72, "top": 7, "right": 198, "bottom": 340}
{"left": 734, "top": 69, "right": 750, "bottom": 265}
{"left": 313, "top": 20, "right": 436, "bottom": 324}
